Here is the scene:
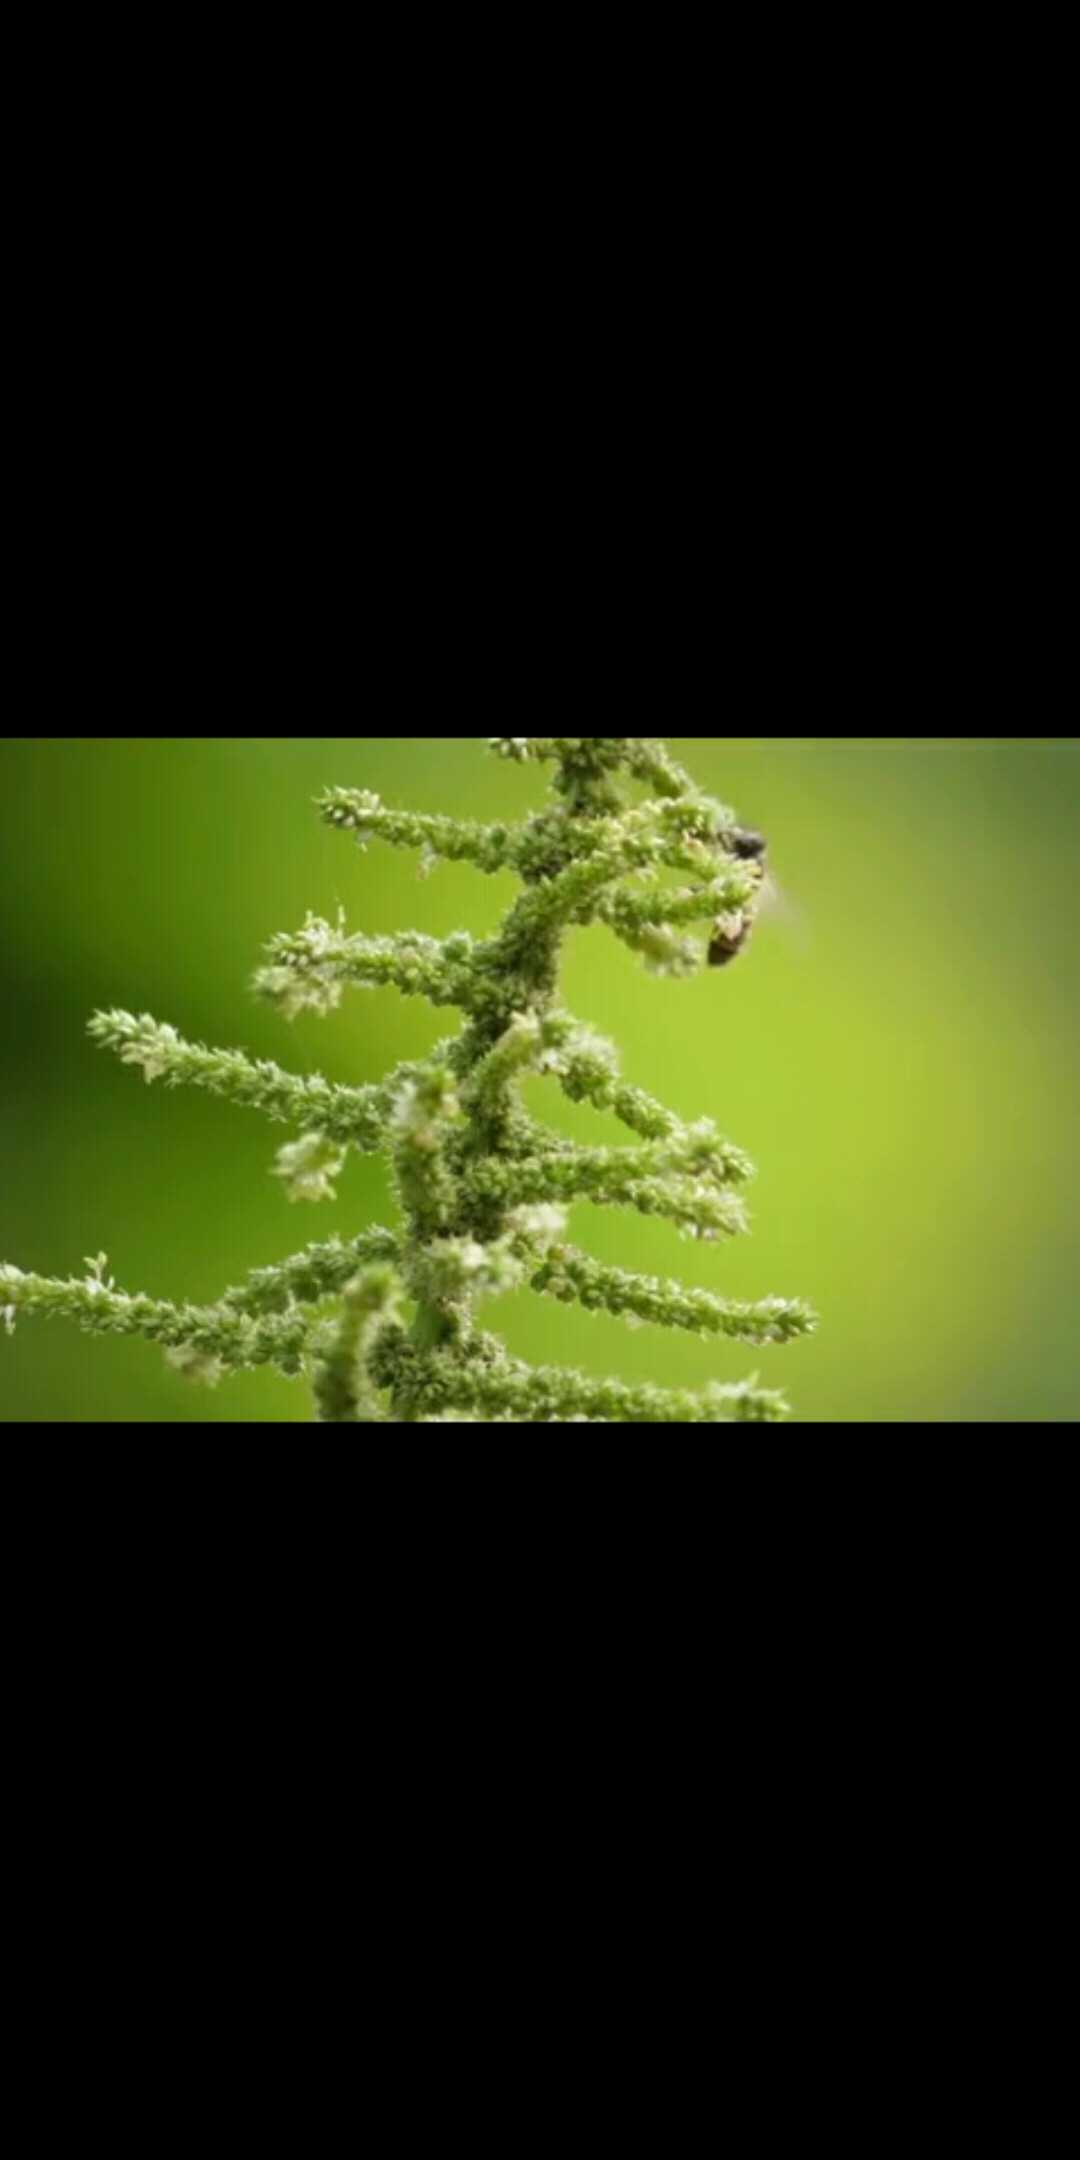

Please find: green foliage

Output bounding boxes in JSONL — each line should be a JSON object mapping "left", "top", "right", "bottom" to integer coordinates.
{"left": 1, "top": 738, "right": 817, "bottom": 1422}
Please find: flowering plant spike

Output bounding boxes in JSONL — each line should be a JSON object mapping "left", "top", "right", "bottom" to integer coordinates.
{"left": 2, "top": 738, "right": 817, "bottom": 1421}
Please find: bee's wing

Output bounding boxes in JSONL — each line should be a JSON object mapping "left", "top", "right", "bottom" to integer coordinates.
{"left": 756, "top": 871, "right": 809, "bottom": 946}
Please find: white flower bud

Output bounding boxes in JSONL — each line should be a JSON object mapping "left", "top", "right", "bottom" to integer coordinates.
{"left": 274, "top": 1132, "right": 346, "bottom": 1204}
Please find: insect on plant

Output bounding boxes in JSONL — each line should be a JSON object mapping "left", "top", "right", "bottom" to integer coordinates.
{"left": 706, "top": 823, "right": 804, "bottom": 967}
{"left": 1, "top": 737, "right": 818, "bottom": 1423}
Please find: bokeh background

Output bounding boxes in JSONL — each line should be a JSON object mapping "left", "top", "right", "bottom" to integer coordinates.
{"left": 1, "top": 736, "right": 1077, "bottom": 1423}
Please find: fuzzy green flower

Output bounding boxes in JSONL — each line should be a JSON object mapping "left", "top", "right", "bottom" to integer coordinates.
{"left": 2, "top": 738, "right": 816, "bottom": 1420}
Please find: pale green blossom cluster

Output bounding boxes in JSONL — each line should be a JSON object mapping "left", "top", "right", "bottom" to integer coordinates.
{"left": 1, "top": 738, "right": 815, "bottom": 1421}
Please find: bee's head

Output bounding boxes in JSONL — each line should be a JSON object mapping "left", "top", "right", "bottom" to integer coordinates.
{"left": 729, "top": 826, "right": 767, "bottom": 862}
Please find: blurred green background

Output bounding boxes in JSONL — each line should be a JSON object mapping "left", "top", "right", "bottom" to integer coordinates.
{"left": 1, "top": 737, "right": 1077, "bottom": 1423}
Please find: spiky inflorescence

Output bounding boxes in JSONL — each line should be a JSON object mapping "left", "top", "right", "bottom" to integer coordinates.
{"left": 1, "top": 738, "right": 817, "bottom": 1422}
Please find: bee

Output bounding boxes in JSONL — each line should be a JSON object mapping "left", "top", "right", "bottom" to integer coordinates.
{"left": 708, "top": 826, "right": 768, "bottom": 968}
{"left": 728, "top": 827, "right": 768, "bottom": 863}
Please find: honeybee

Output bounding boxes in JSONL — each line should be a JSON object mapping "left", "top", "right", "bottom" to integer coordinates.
{"left": 708, "top": 825, "right": 768, "bottom": 968}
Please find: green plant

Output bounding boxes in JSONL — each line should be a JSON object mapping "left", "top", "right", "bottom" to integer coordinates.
{"left": 1, "top": 737, "right": 817, "bottom": 1421}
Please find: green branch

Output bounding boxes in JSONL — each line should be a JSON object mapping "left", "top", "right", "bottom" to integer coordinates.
{"left": 318, "top": 789, "right": 518, "bottom": 875}
{"left": 221, "top": 1228, "right": 401, "bottom": 1316}
{"left": 461, "top": 1152, "right": 750, "bottom": 1242}
{"left": 89, "top": 1010, "right": 387, "bottom": 1147}
{"left": 529, "top": 1246, "right": 817, "bottom": 1344}
{"left": 254, "top": 920, "right": 478, "bottom": 1018}
{"left": 1, "top": 1258, "right": 312, "bottom": 1379}
{"left": 370, "top": 1325, "right": 789, "bottom": 1423}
